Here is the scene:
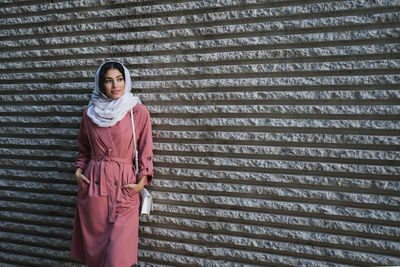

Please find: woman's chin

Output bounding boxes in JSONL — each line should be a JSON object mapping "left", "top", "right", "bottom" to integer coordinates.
{"left": 108, "top": 93, "right": 123, "bottom": 100}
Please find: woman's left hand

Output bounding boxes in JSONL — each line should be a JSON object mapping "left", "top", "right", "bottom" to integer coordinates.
{"left": 121, "top": 175, "right": 147, "bottom": 193}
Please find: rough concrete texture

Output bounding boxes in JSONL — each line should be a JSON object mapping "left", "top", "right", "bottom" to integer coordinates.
{"left": 0, "top": 0, "right": 399, "bottom": 266}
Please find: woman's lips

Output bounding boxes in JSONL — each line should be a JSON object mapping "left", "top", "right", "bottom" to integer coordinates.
{"left": 111, "top": 90, "right": 121, "bottom": 95}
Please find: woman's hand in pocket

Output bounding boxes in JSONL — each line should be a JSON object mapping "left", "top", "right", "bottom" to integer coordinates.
{"left": 121, "top": 175, "right": 147, "bottom": 193}
{"left": 74, "top": 168, "right": 90, "bottom": 185}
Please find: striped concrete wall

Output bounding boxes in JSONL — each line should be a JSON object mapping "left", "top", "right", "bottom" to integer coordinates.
{"left": 1, "top": 0, "right": 400, "bottom": 266}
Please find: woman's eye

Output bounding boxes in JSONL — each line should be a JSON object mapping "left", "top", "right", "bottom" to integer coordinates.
{"left": 118, "top": 78, "right": 123, "bottom": 82}
{"left": 105, "top": 80, "right": 111, "bottom": 83}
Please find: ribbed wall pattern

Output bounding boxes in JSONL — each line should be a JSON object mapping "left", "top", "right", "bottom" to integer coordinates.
{"left": 1, "top": 0, "right": 400, "bottom": 266}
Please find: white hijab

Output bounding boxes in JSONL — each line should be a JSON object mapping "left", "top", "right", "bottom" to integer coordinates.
{"left": 87, "top": 61, "right": 141, "bottom": 127}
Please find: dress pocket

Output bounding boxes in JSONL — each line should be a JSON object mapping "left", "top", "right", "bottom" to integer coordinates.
{"left": 78, "top": 181, "right": 90, "bottom": 197}
{"left": 78, "top": 181, "right": 88, "bottom": 190}
{"left": 124, "top": 187, "right": 139, "bottom": 199}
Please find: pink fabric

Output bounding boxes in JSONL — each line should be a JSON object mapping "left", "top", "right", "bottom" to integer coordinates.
{"left": 70, "top": 104, "right": 153, "bottom": 267}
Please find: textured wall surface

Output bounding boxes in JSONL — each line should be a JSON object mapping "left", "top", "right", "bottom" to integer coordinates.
{"left": 1, "top": 0, "right": 400, "bottom": 266}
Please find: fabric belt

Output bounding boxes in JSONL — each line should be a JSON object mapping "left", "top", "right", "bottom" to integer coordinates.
{"left": 91, "top": 155, "right": 132, "bottom": 164}
{"left": 90, "top": 155, "right": 133, "bottom": 196}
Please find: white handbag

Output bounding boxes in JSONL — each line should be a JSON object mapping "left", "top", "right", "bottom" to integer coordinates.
{"left": 131, "top": 109, "right": 153, "bottom": 216}
{"left": 140, "top": 188, "right": 153, "bottom": 216}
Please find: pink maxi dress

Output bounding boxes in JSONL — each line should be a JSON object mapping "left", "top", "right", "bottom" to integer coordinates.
{"left": 70, "top": 103, "right": 153, "bottom": 267}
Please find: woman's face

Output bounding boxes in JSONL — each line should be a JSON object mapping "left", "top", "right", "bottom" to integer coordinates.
{"left": 103, "top": 68, "right": 125, "bottom": 100}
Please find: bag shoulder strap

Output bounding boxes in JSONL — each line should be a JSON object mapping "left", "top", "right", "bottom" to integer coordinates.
{"left": 130, "top": 109, "right": 139, "bottom": 175}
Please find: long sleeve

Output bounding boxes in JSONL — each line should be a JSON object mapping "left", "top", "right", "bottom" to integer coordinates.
{"left": 135, "top": 105, "right": 154, "bottom": 185}
{"left": 75, "top": 110, "right": 91, "bottom": 170}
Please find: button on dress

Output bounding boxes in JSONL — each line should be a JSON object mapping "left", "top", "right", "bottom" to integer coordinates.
{"left": 70, "top": 104, "right": 153, "bottom": 267}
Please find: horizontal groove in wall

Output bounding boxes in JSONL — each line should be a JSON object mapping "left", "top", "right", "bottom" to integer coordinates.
{"left": 0, "top": 221, "right": 71, "bottom": 240}
{"left": 0, "top": 164, "right": 73, "bottom": 174}
{"left": 0, "top": 183, "right": 76, "bottom": 197}
{"left": 155, "top": 162, "right": 400, "bottom": 181}
{"left": 150, "top": 207, "right": 400, "bottom": 240}
{"left": 1, "top": 21, "right": 399, "bottom": 46}
{"left": 154, "top": 137, "right": 400, "bottom": 151}
{"left": 2, "top": 53, "right": 400, "bottom": 74}
{"left": 1, "top": 29, "right": 398, "bottom": 56}
{"left": 2, "top": 98, "right": 400, "bottom": 106}
{"left": 0, "top": 153, "right": 74, "bottom": 164}
{"left": 152, "top": 200, "right": 400, "bottom": 227}
{"left": 1, "top": 35, "right": 398, "bottom": 57}
{"left": 0, "top": 0, "right": 364, "bottom": 20}
{"left": 0, "top": 212, "right": 74, "bottom": 229}
{"left": 0, "top": 112, "right": 83, "bottom": 117}
{"left": 0, "top": 176, "right": 75, "bottom": 187}
{"left": 153, "top": 173, "right": 400, "bottom": 194}
{"left": 0, "top": 205, "right": 74, "bottom": 220}
{"left": 139, "top": 245, "right": 271, "bottom": 267}
{"left": 1, "top": 112, "right": 400, "bottom": 121}
{"left": 2, "top": 42, "right": 399, "bottom": 64}
{"left": 2, "top": 165, "right": 400, "bottom": 194}
{"left": 137, "top": 250, "right": 335, "bottom": 267}
{"left": 132, "top": 69, "right": 400, "bottom": 80}
{"left": 2, "top": 70, "right": 400, "bottom": 85}
{"left": 1, "top": 89, "right": 398, "bottom": 99}
{"left": 0, "top": 98, "right": 87, "bottom": 105}
{"left": 141, "top": 211, "right": 400, "bottom": 241}
{"left": 0, "top": 143, "right": 76, "bottom": 151}
{"left": 0, "top": 193, "right": 76, "bottom": 208}
{"left": 153, "top": 125, "right": 400, "bottom": 136}
{"left": 0, "top": 249, "right": 72, "bottom": 267}
{"left": 137, "top": 236, "right": 389, "bottom": 266}
{"left": 1, "top": 148, "right": 400, "bottom": 172}
{"left": 0, "top": 0, "right": 182, "bottom": 10}
{"left": 138, "top": 225, "right": 400, "bottom": 258}
{"left": 2, "top": 84, "right": 398, "bottom": 95}
{"left": 140, "top": 214, "right": 400, "bottom": 243}
{"left": 152, "top": 138, "right": 400, "bottom": 151}
{"left": 0, "top": 241, "right": 70, "bottom": 262}
{"left": 0, "top": 133, "right": 77, "bottom": 140}
{"left": 0, "top": 0, "right": 73, "bottom": 8}
{"left": 152, "top": 113, "right": 400, "bottom": 120}
{"left": 152, "top": 191, "right": 399, "bottom": 216}
{"left": 3, "top": 145, "right": 400, "bottom": 166}
{"left": 2, "top": 172, "right": 399, "bottom": 202}
{"left": 154, "top": 196, "right": 400, "bottom": 224}
{"left": 154, "top": 150, "right": 400, "bottom": 166}
{"left": 0, "top": 210, "right": 75, "bottom": 226}
{"left": 149, "top": 188, "right": 400, "bottom": 212}
{"left": 1, "top": 123, "right": 399, "bottom": 137}
{"left": 2, "top": 6, "right": 398, "bottom": 38}
{"left": 134, "top": 84, "right": 400, "bottom": 93}
{"left": 0, "top": 230, "right": 71, "bottom": 247}
{"left": 136, "top": 255, "right": 211, "bottom": 267}
{"left": 0, "top": 233, "right": 70, "bottom": 252}
{"left": 1, "top": 136, "right": 399, "bottom": 155}
{"left": 0, "top": 122, "right": 80, "bottom": 128}
{"left": 2, "top": 71, "right": 400, "bottom": 85}
{"left": 3, "top": 159, "right": 398, "bottom": 181}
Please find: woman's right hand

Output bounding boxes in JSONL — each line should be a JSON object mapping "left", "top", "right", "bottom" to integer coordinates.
{"left": 74, "top": 168, "right": 90, "bottom": 185}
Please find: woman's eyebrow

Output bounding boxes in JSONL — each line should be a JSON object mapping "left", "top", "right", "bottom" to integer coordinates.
{"left": 105, "top": 75, "right": 123, "bottom": 79}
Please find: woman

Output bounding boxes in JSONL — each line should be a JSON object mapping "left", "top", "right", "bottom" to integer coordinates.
{"left": 70, "top": 61, "right": 153, "bottom": 267}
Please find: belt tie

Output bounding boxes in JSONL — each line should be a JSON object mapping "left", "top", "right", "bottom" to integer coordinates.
{"left": 90, "top": 155, "right": 133, "bottom": 197}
